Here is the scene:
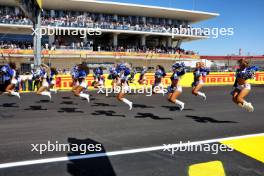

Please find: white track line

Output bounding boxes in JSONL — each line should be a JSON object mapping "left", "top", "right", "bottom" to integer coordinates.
{"left": 0, "top": 132, "right": 263, "bottom": 169}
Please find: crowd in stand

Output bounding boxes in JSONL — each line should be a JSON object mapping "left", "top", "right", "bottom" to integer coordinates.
{"left": 100, "top": 45, "right": 196, "bottom": 55}
{"left": 0, "top": 40, "right": 196, "bottom": 55}
{"left": 0, "top": 6, "right": 200, "bottom": 35}
{"left": 0, "top": 6, "right": 198, "bottom": 54}
{"left": 0, "top": 41, "right": 33, "bottom": 49}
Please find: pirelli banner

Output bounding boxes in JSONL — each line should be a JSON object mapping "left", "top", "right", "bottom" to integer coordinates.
{"left": 54, "top": 72, "right": 264, "bottom": 90}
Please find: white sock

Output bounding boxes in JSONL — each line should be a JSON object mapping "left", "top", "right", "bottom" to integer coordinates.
{"left": 122, "top": 98, "right": 132, "bottom": 105}
{"left": 122, "top": 98, "right": 133, "bottom": 110}
{"left": 41, "top": 91, "right": 51, "bottom": 97}
{"left": 197, "top": 91, "right": 205, "bottom": 97}
{"left": 175, "top": 100, "right": 184, "bottom": 106}
{"left": 11, "top": 91, "right": 20, "bottom": 98}
{"left": 80, "top": 93, "right": 90, "bottom": 102}
{"left": 50, "top": 89, "right": 57, "bottom": 93}
{"left": 242, "top": 101, "right": 254, "bottom": 112}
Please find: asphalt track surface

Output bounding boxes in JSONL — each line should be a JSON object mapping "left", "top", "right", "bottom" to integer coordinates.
{"left": 0, "top": 86, "right": 263, "bottom": 176}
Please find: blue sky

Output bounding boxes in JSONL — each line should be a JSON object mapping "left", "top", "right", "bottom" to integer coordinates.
{"left": 103, "top": 0, "right": 264, "bottom": 55}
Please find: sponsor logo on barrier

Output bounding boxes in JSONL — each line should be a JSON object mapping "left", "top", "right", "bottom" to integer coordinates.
{"left": 255, "top": 73, "right": 264, "bottom": 82}
{"left": 203, "top": 73, "right": 235, "bottom": 84}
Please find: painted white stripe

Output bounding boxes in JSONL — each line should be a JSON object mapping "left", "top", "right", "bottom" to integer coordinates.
{"left": 0, "top": 132, "right": 263, "bottom": 169}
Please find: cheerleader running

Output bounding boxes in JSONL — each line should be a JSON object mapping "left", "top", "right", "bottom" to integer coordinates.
{"left": 231, "top": 59, "right": 258, "bottom": 112}
{"left": 116, "top": 63, "right": 133, "bottom": 110}
{"left": 73, "top": 64, "right": 90, "bottom": 102}
{"left": 152, "top": 65, "right": 166, "bottom": 95}
{"left": 92, "top": 67, "right": 104, "bottom": 88}
{"left": 48, "top": 67, "right": 58, "bottom": 93}
{"left": 167, "top": 62, "right": 186, "bottom": 111}
{"left": 192, "top": 62, "right": 209, "bottom": 100}
{"left": 71, "top": 65, "right": 79, "bottom": 92}
{"left": 36, "top": 64, "right": 52, "bottom": 100}
{"left": 108, "top": 66, "right": 119, "bottom": 91}
{"left": 138, "top": 66, "right": 148, "bottom": 85}
{"left": 1, "top": 62, "right": 20, "bottom": 98}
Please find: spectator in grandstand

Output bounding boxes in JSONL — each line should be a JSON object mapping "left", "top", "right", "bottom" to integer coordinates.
{"left": 20, "top": 73, "right": 27, "bottom": 91}
{"left": 0, "top": 6, "right": 203, "bottom": 36}
{"left": 27, "top": 72, "right": 33, "bottom": 91}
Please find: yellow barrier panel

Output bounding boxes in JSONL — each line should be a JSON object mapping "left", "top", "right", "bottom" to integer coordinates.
{"left": 20, "top": 72, "right": 264, "bottom": 92}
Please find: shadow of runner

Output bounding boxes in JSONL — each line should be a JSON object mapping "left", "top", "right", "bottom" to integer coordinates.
{"left": 91, "top": 110, "right": 125, "bottom": 117}
{"left": 58, "top": 108, "right": 84, "bottom": 113}
{"left": 135, "top": 113, "right": 173, "bottom": 120}
{"left": 133, "top": 104, "right": 154, "bottom": 109}
{"left": 0, "top": 103, "right": 19, "bottom": 108}
{"left": 60, "top": 101, "right": 78, "bottom": 105}
{"left": 67, "top": 138, "right": 116, "bottom": 176}
{"left": 24, "top": 106, "right": 47, "bottom": 111}
{"left": 161, "top": 106, "right": 193, "bottom": 111}
{"left": 186, "top": 115, "right": 237, "bottom": 123}
{"left": 91, "top": 103, "right": 116, "bottom": 107}
{"left": 36, "top": 100, "right": 54, "bottom": 103}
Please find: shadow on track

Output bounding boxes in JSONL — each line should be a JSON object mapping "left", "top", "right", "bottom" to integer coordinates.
{"left": 186, "top": 115, "right": 237, "bottom": 123}
{"left": 135, "top": 113, "right": 173, "bottom": 120}
{"left": 133, "top": 104, "right": 154, "bottom": 109}
{"left": 62, "top": 96, "right": 72, "bottom": 100}
{"left": 91, "top": 103, "right": 116, "bottom": 107}
{"left": 0, "top": 103, "right": 18, "bottom": 108}
{"left": 36, "top": 100, "right": 54, "bottom": 103}
{"left": 161, "top": 106, "right": 193, "bottom": 111}
{"left": 91, "top": 110, "right": 125, "bottom": 117}
{"left": 24, "top": 106, "right": 47, "bottom": 111}
{"left": 60, "top": 101, "right": 78, "bottom": 105}
{"left": 67, "top": 137, "right": 116, "bottom": 176}
{"left": 58, "top": 108, "right": 84, "bottom": 113}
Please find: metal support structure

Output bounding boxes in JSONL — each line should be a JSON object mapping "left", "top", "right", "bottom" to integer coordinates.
{"left": 33, "top": 8, "right": 42, "bottom": 67}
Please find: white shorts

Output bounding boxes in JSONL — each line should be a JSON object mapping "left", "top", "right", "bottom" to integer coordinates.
{"left": 99, "top": 80, "right": 104, "bottom": 86}
{"left": 42, "top": 81, "right": 49, "bottom": 87}
{"left": 51, "top": 80, "right": 56, "bottom": 85}
{"left": 176, "top": 86, "right": 183, "bottom": 92}
{"left": 237, "top": 83, "right": 251, "bottom": 90}
{"left": 168, "top": 85, "right": 182, "bottom": 93}
{"left": 122, "top": 85, "right": 130, "bottom": 93}
{"left": 11, "top": 79, "right": 18, "bottom": 85}
{"left": 74, "top": 81, "right": 80, "bottom": 86}
{"left": 192, "top": 80, "right": 204, "bottom": 87}
{"left": 80, "top": 81, "right": 87, "bottom": 89}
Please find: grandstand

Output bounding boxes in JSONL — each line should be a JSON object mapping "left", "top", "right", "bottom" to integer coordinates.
{"left": 0, "top": 0, "right": 219, "bottom": 70}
